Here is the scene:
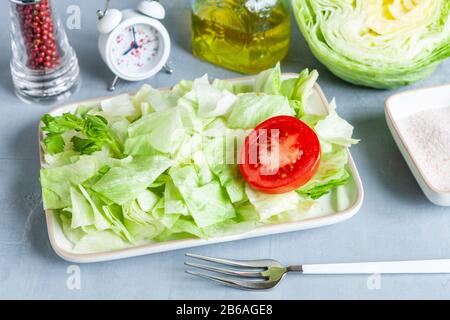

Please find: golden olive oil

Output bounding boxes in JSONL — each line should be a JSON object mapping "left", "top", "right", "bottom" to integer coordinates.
{"left": 192, "top": 0, "right": 291, "bottom": 74}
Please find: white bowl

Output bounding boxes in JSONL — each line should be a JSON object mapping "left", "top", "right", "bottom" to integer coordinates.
{"left": 385, "top": 84, "right": 450, "bottom": 206}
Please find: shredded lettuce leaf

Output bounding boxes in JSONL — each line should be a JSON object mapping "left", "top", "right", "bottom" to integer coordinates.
{"left": 91, "top": 156, "right": 172, "bottom": 205}
{"left": 297, "top": 148, "right": 351, "bottom": 199}
{"left": 254, "top": 62, "right": 282, "bottom": 95}
{"left": 315, "top": 99, "right": 360, "bottom": 148}
{"left": 227, "top": 93, "right": 294, "bottom": 129}
{"left": 169, "top": 165, "right": 236, "bottom": 228}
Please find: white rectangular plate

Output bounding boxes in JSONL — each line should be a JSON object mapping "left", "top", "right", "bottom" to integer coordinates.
{"left": 385, "top": 83, "right": 450, "bottom": 206}
{"left": 39, "top": 73, "right": 364, "bottom": 263}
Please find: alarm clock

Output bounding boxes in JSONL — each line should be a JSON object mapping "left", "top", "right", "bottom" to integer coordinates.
{"left": 97, "top": 0, "right": 172, "bottom": 91}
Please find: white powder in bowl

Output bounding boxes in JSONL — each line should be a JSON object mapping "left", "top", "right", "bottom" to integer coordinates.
{"left": 398, "top": 106, "right": 450, "bottom": 192}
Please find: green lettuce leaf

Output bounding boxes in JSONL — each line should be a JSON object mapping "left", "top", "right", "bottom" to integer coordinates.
{"left": 281, "top": 69, "right": 318, "bottom": 103}
{"left": 297, "top": 147, "right": 350, "bottom": 199}
{"left": 245, "top": 184, "right": 302, "bottom": 221}
{"left": 202, "top": 220, "right": 256, "bottom": 238}
{"left": 125, "top": 108, "right": 185, "bottom": 155}
{"left": 101, "top": 94, "right": 138, "bottom": 122}
{"left": 227, "top": 93, "right": 294, "bottom": 129}
{"left": 314, "top": 99, "right": 360, "bottom": 147}
{"left": 132, "top": 84, "right": 179, "bottom": 113}
{"left": 78, "top": 184, "right": 113, "bottom": 231}
{"left": 164, "top": 179, "right": 189, "bottom": 215}
{"left": 195, "top": 81, "right": 237, "bottom": 118}
{"left": 40, "top": 156, "right": 104, "bottom": 209}
{"left": 121, "top": 202, "right": 162, "bottom": 241}
{"left": 159, "top": 216, "right": 206, "bottom": 239}
{"left": 59, "top": 211, "right": 86, "bottom": 244}
{"left": 69, "top": 186, "right": 95, "bottom": 229}
{"left": 91, "top": 156, "right": 172, "bottom": 205}
{"left": 254, "top": 62, "right": 282, "bottom": 95}
{"left": 73, "top": 230, "right": 130, "bottom": 253}
{"left": 151, "top": 198, "right": 181, "bottom": 229}
{"left": 136, "top": 190, "right": 159, "bottom": 212}
{"left": 212, "top": 79, "right": 235, "bottom": 92}
{"left": 171, "top": 79, "right": 194, "bottom": 97}
{"left": 204, "top": 137, "right": 246, "bottom": 203}
{"left": 169, "top": 165, "right": 236, "bottom": 228}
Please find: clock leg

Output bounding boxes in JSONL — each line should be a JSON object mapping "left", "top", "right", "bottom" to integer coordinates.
{"left": 108, "top": 76, "right": 120, "bottom": 92}
{"left": 162, "top": 62, "right": 174, "bottom": 74}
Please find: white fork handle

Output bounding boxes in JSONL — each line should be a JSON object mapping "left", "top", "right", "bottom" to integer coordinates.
{"left": 302, "top": 259, "right": 450, "bottom": 274}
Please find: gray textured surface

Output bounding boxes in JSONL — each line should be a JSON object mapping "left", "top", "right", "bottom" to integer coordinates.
{"left": 0, "top": 0, "right": 450, "bottom": 300}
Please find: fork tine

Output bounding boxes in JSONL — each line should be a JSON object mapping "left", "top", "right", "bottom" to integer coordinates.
{"left": 185, "top": 253, "right": 268, "bottom": 268}
{"left": 184, "top": 262, "right": 266, "bottom": 278}
{"left": 185, "top": 270, "right": 275, "bottom": 290}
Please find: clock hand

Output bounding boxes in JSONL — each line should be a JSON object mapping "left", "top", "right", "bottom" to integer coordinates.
{"left": 122, "top": 27, "right": 140, "bottom": 56}
{"left": 122, "top": 46, "right": 134, "bottom": 56}
{"left": 132, "top": 26, "right": 138, "bottom": 45}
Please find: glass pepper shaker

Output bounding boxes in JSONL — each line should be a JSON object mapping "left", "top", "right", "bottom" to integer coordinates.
{"left": 9, "top": 0, "right": 80, "bottom": 104}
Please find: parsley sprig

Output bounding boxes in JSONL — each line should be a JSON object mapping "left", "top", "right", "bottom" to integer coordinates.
{"left": 41, "top": 113, "right": 124, "bottom": 158}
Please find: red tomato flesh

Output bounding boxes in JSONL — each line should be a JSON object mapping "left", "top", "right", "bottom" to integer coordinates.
{"left": 239, "top": 116, "right": 321, "bottom": 194}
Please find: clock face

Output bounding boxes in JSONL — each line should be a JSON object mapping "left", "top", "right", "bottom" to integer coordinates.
{"left": 110, "top": 23, "right": 161, "bottom": 76}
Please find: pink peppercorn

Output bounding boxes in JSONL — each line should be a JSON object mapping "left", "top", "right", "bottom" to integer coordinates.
{"left": 15, "top": 0, "right": 61, "bottom": 71}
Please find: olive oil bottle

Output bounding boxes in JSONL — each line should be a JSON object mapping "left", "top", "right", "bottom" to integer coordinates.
{"left": 191, "top": 0, "right": 291, "bottom": 74}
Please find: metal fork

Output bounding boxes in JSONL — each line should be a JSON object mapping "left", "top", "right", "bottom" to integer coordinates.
{"left": 185, "top": 253, "right": 450, "bottom": 290}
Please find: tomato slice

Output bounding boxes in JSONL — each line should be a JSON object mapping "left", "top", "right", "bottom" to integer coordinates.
{"left": 239, "top": 116, "right": 321, "bottom": 194}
